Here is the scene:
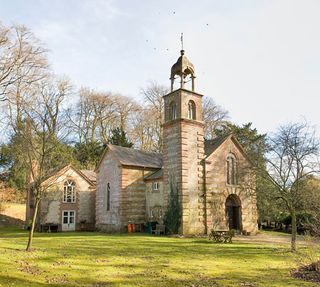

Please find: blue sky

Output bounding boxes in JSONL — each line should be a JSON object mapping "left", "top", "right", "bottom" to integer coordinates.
{"left": 1, "top": 0, "right": 319, "bottom": 134}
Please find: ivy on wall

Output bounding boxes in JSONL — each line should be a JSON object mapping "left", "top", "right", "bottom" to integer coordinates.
{"left": 164, "top": 179, "right": 181, "bottom": 234}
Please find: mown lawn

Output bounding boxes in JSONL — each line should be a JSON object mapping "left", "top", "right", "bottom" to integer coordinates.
{"left": 0, "top": 228, "right": 317, "bottom": 287}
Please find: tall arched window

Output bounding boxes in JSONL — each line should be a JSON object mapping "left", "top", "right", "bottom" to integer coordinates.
{"left": 169, "top": 101, "right": 177, "bottom": 120}
{"left": 227, "top": 154, "right": 237, "bottom": 185}
{"left": 106, "top": 183, "right": 111, "bottom": 211}
{"left": 63, "top": 180, "right": 76, "bottom": 203}
{"left": 188, "top": 100, "right": 196, "bottom": 120}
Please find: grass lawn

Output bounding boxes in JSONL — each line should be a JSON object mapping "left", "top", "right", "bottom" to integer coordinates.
{"left": 0, "top": 228, "right": 317, "bottom": 287}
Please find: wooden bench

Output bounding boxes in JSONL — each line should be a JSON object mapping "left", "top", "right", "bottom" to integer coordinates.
{"left": 209, "top": 230, "right": 235, "bottom": 243}
{"left": 151, "top": 224, "right": 165, "bottom": 235}
{"left": 40, "top": 223, "right": 58, "bottom": 233}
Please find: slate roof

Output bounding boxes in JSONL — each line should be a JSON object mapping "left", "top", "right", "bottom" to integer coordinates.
{"left": 80, "top": 170, "right": 97, "bottom": 182}
{"left": 204, "top": 134, "right": 231, "bottom": 157}
{"left": 144, "top": 168, "right": 163, "bottom": 180}
{"left": 108, "top": 144, "right": 163, "bottom": 169}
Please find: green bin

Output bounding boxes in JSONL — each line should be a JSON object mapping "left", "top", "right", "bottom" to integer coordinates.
{"left": 145, "top": 221, "right": 157, "bottom": 234}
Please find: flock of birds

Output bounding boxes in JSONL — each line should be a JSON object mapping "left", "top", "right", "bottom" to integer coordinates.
{"left": 144, "top": 11, "right": 210, "bottom": 52}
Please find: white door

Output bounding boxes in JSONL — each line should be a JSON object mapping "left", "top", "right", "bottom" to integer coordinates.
{"left": 62, "top": 210, "right": 76, "bottom": 231}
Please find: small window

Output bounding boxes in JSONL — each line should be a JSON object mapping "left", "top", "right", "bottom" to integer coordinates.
{"left": 63, "top": 180, "right": 76, "bottom": 203}
{"left": 152, "top": 182, "right": 159, "bottom": 191}
{"left": 106, "top": 183, "right": 111, "bottom": 211}
{"left": 227, "top": 154, "right": 237, "bottom": 185}
{"left": 169, "top": 101, "right": 177, "bottom": 120}
{"left": 188, "top": 100, "right": 196, "bottom": 120}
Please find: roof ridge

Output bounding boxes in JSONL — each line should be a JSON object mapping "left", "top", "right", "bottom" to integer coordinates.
{"left": 108, "top": 144, "right": 161, "bottom": 155}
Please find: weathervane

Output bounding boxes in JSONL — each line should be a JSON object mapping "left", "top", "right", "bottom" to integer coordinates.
{"left": 180, "top": 32, "right": 184, "bottom": 50}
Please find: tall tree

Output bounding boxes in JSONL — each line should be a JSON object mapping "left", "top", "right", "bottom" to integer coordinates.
{"left": 140, "top": 81, "right": 168, "bottom": 151}
{"left": 203, "top": 97, "right": 229, "bottom": 140}
{"left": 0, "top": 24, "right": 49, "bottom": 176}
{"left": 73, "top": 141, "right": 105, "bottom": 169}
{"left": 130, "top": 107, "right": 161, "bottom": 151}
{"left": 1, "top": 77, "right": 72, "bottom": 196}
{"left": 0, "top": 24, "right": 48, "bottom": 112}
{"left": 68, "top": 88, "right": 138, "bottom": 146}
{"left": 23, "top": 91, "right": 74, "bottom": 250}
{"left": 109, "top": 127, "right": 133, "bottom": 148}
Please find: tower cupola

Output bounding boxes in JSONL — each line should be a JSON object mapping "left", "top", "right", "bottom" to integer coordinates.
{"left": 170, "top": 50, "right": 196, "bottom": 92}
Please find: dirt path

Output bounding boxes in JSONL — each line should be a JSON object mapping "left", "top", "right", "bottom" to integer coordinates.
{"left": 235, "top": 232, "right": 311, "bottom": 245}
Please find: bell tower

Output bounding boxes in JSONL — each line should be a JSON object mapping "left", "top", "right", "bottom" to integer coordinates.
{"left": 163, "top": 49, "right": 205, "bottom": 234}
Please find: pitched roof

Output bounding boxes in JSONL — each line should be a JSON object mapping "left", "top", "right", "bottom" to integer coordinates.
{"left": 204, "top": 134, "right": 253, "bottom": 164}
{"left": 204, "top": 134, "right": 231, "bottom": 157}
{"left": 42, "top": 165, "right": 96, "bottom": 186}
{"left": 106, "top": 144, "right": 163, "bottom": 169}
{"left": 80, "top": 170, "right": 96, "bottom": 182}
{"left": 144, "top": 168, "right": 163, "bottom": 180}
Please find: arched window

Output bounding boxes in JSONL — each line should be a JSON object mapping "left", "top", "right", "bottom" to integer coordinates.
{"left": 188, "top": 100, "right": 196, "bottom": 120}
{"left": 106, "top": 183, "right": 111, "bottom": 211}
{"left": 63, "top": 180, "right": 76, "bottom": 203}
{"left": 169, "top": 101, "right": 177, "bottom": 120}
{"left": 227, "top": 154, "right": 237, "bottom": 185}
{"left": 150, "top": 205, "right": 163, "bottom": 220}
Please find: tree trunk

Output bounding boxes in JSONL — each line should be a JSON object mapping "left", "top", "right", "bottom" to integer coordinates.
{"left": 291, "top": 212, "right": 297, "bottom": 252}
{"left": 26, "top": 198, "right": 40, "bottom": 251}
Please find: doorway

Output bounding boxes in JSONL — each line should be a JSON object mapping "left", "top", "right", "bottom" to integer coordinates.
{"left": 62, "top": 210, "right": 76, "bottom": 231}
{"left": 225, "top": 194, "right": 242, "bottom": 231}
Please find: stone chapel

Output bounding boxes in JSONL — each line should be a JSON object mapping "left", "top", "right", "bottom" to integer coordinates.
{"left": 27, "top": 50, "right": 258, "bottom": 234}
{"left": 95, "top": 49, "right": 258, "bottom": 234}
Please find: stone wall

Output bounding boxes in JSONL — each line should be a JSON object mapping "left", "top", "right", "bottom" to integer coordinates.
{"left": 182, "top": 121, "right": 205, "bottom": 234}
{"left": 205, "top": 137, "right": 258, "bottom": 234}
{"left": 95, "top": 152, "right": 121, "bottom": 232}
{"left": 163, "top": 89, "right": 205, "bottom": 235}
{"left": 120, "top": 166, "right": 156, "bottom": 231}
{"left": 40, "top": 167, "right": 95, "bottom": 231}
{"left": 145, "top": 179, "right": 164, "bottom": 222}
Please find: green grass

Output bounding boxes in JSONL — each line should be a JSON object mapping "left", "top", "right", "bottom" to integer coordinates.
{"left": 0, "top": 228, "right": 316, "bottom": 287}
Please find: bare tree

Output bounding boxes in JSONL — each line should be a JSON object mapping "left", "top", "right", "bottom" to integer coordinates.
{"left": 68, "top": 88, "right": 123, "bottom": 145}
{"left": 130, "top": 107, "right": 161, "bottom": 151}
{"left": 0, "top": 24, "right": 48, "bottom": 140}
{"left": 36, "top": 77, "right": 72, "bottom": 137}
{"left": 140, "top": 81, "right": 168, "bottom": 151}
{"left": 68, "top": 88, "right": 141, "bottom": 146}
{"left": 114, "top": 94, "right": 140, "bottom": 133}
{"left": 23, "top": 82, "right": 71, "bottom": 251}
{"left": 261, "top": 122, "right": 320, "bottom": 251}
{"left": 67, "top": 88, "right": 96, "bottom": 144}
{"left": 23, "top": 119, "right": 59, "bottom": 251}
{"left": 2, "top": 71, "right": 73, "bottom": 250}
{"left": 0, "top": 24, "right": 48, "bottom": 103}
{"left": 203, "top": 97, "right": 229, "bottom": 140}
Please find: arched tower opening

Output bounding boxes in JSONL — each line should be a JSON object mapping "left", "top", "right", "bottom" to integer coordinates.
{"left": 170, "top": 50, "right": 196, "bottom": 92}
